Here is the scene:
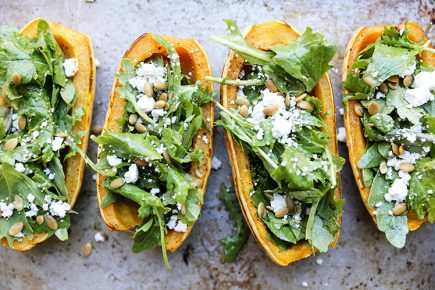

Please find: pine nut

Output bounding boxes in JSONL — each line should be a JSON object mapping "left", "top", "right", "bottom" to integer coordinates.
{"left": 18, "top": 116, "right": 26, "bottom": 130}
{"left": 11, "top": 72, "right": 21, "bottom": 85}
{"left": 388, "top": 75, "right": 399, "bottom": 83}
{"left": 36, "top": 215, "right": 44, "bottom": 225}
{"left": 354, "top": 103, "right": 363, "bottom": 117}
{"left": 398, "top": 144, "right": 404, "bottom": 156}
{"left": 367, "top": 101, "right": 379, "bottom": 116}
{"left": 392, "top": 144, "right": 399, "bottom": 155}
{"left": 8, "top": 222, "right": 24, "bottom": 236}
{"left": 134, "top": 122, "right": 147, "bottom": 133}
{"left": 263, "top": 104, "right": 278, "bottom": 116}
{"left": 399, "top": 162, "right": 415, "bottom": 172}
{"left": 264, "top": 193, "right": 273, "bottom": 200}
{"left": 153, "top": 82, "right": 167, "bottom": 90}
{"left": 295, "top": 93, "right": 307, "bottom": 103}
{"left": 163, "top": 150, "right": 172, "bottom": 165}
{"left": 159, "top": 93, "right": 168, "bottom": 102}
{"left": 83, "top": 242, "right": 92, "bottom": 257}
{"left": 55, "top": 132, "right": 69, "bottom": 138}
{"left": 45, "top": 214, "right": 58, "bottom": 230}
{"left": 298, "top": 101, "right": 314, "bottom": 111}
{"left": 90, "top": 125, "right": 102, "bottom": 134}
{"left": 4, "top": 138, "right": 18, "bottom": 152}
{"left": 275, "top": 207, "right": 289, "bottom": 218}
{"left": 235, "top": 96, "right": 249, "bottom": 106}
{"left": 379, "top": 161, "right": 388, "bottom": 174}
{"left": 257, "top": 202, "right": 266, "bottom": 218}
{"left": 143, "top": 82, "right": 154, "bottom": 97}
{"left": 285, "top": 94, "right": 291, "bottom": 108}
{"left": 379, "top": 82, "right": 389, "bottom": 94}
{"left": 128, "top": 113, "right": 138, "bottom": 125}
{"left": 285, "top": 196, "right": 296, "bottom": 214}
{"left": 239, "top": 104, "right": 249, "bottom": 117}
{"left": 110, "top": 178, "right": 125, "bottom": 189}
{"left": 133, "top": 158, "right": 148, "bottom": 167}
{"left": 154, "top": 100, "right": 167, "bottom": 109}
{"left": 402, "top": 75, "right": 414, "bottom": 88}
{"left": 363, "top": 76, "right": 376, "bottom": 87}
{"left": 13, "top": 195, "right": 24, "bottom": 211}
{"left": 392, "top": 203, "right": 407, "bottom": 216}
{"left": 265, "top": 79, "right": 279, "bottom": 92}
{"left": 387, "top": 82, "right": 398, "bottom": 90}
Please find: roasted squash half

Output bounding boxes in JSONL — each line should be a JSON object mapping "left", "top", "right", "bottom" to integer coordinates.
{"left": 0, "top": 18, "right": 96, "bottom": 251}
{"left": 220, "top": 21, "right": 340, "bottom": 266}
{"left": 96, "top": 34, "right": 213, "bottom": 252}
{"left": 342, "top": 22, "right": 434, "bottom": 232}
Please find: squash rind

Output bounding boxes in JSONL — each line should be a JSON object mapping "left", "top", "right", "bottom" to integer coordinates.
{"left": 0, "top": 18, "right": 96, "bottom": 251}
{"left": 96, "top": 34, "right": 213, "bottom": 253}
{"left": 220, "top": 21, "right": 341, "bottom": 266}
{"left": 342, "top": 22, "right": 434, "bottom": 232}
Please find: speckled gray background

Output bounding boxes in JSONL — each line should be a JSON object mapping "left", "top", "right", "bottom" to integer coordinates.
{"left": 0, "top": 0, "right": 434, "bottom": 289}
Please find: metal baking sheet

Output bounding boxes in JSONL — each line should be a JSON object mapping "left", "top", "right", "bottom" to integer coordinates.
{"left": 0, "top": 0, "right": 434, "bottom": 289}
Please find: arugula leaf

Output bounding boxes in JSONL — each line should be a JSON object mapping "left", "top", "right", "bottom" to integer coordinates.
{"left": 218, "top": 183, "right": 250, "bottom": 262}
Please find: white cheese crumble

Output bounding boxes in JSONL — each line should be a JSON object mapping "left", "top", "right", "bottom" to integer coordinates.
{"left": 94, "top": 232, "right": 105, "bottom": 243}
{"left": 174, "top": 220, "right": 187, "bottom": 232}
{"left": 270, "top": 194, "right": 286, "bottom": 214}
{"left": 211, "top": 156, "right": 222, "bottom": 170}
{"left": 405, "top": 71, "right": 435, "bottom": 107}
{"left": 25, "top": 203, "right": 38, "bottom": 217}
{"left": 15, "top": 163, "right": 25, "bottom": 173}
{"left": 124, "top": 164, "right": 139, "bottom": 183}
{"left": 128, "top": 62, "right": 166, "bottom": 91}
{"left": 52, "top": 137, "right": 64, "bottom": 151}
{"left": 150, "top": 188, "right": 160, "bottom": 195}
{"left": 316, "top": 258, "right": 323, "bottom": 265}
{"left": 385, "top": 174, "right": 411, "bottom": 203}
{"left": 63, "top": 58, "right": 79, "bottom": 77}
{"left": 107, "top": 155, "right": 122, "bottom": 167}
{"left": 337, "top": 127, "right": 346, "bottom": 143}
{"left": 136, "top": 94, "right": 155, "bottom": 112}
{"left": 166, "top": 215, "right": 178, "bottom": 229}
{"left": 166, "top": 214, "right": 187, "bottom": 232}
{"left": 49, "top": 200, "right": 70, "bottom": 218}
{"left": 339, "top": 107, "right": 344, "bottom": 115}
{"left": 27, "top": 194, "right": 35, "bottom": 203}
{"left": 0, "top": 202, "right": 14, "bottom": 218}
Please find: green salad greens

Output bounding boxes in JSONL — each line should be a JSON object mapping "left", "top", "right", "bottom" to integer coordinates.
{"left": 343, "top": 24, "right": 435, "bottom": 247}
{"left": 210, "top": 20, "right": 345, "bottom": 252}
{"left": 88, "top": 35, "right": 212, "bottom": 268}
{"left": 218, "top": 183, "right": 249, "bottom": 262}
{"left": 0, "top": 20, "right": 85, "bottom": 246}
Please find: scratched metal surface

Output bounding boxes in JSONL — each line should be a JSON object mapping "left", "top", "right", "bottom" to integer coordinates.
{"left": 0, "top": 0, "right": 434, "bottom": 289}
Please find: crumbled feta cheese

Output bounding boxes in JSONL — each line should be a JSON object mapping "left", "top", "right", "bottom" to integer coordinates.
{"left": 0, "top": 202, "right": 14, "bottom": 218}
{"left": 211, "top": 156, "right": 222, "bottom": 170}
{"left": 32, "top": 131, "right": 40, "bottom": 139}
{"left": 107, "top": 155, "right": 122, "bottom": 167}
{"left": 256, "top": 128, "right": 264, "bottom": 140}
{"left": 136, "top": 94, "right": 155, "bottom": 112}
{"left": 151, "top": 109, "right": 166, "bottom": 119}
{"left": 316, "top": 258, "right": 323, "bottom": 265}
{"left": 339, "top": 107, "right": 344, "bottom": 115}
{"left": 128, "top": 62, "right": 166, "bottom": 91}
{"left": 124, "top": 164, "right": 139, "bottom": 183}
{"left": 174, "top": 220, "right": 187, "bottom": 232}
{"left": 15, "top": 163, "right": 25, "bottom": 173}
{"left": 405, "top": 71, "right": 435, "bottom": 107}
{"left": 25, "top": 203, "right": 38, "bottom": 217}
{"left": 337, "top": 127, "right": 346, "bottom": 143}
{"left": 272, "top": 115, "right": 292, "bottom": 138}
{"left": 202, "top": 135, "right": 209, "bottom": 144}
{"left": 166, "top": 215, "right": 178, "bottom": 229}
{"left": 63, "top": 58, "right": 79, "bottom": 77}
{"left": 52, "top": 137, "right": 64, "bottom": 151}
{"left": 270, "top": 194, "right": 286, "bottom": 213}
{"left": 302, "top": 282, "right": 308, "bottom": 287}
{"left": 385, "top": 176, "right": 409, "bottom": 203}
{"left": 94, "top": 232, "right": 105, "bottom": 243}
{"left": 94, "top": 58, "right": 101, "bottom": 68}
{"left": 27, "top": 194, "right": 35, "bottom": 203}
{"left": 249, "top": 89, "right": 286, "bottom": 124}
{"left": 375, "top": 91, "right": 386, "bottom": 99}
{"left": 49, "top": 200, "right": 70, "bottom": 218}
{"left": 150, "top": 188, "right": 160, "bottom": 195}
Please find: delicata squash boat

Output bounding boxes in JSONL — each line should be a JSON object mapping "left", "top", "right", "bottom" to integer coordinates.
{"left": 219, "top": 21, "right": 341, "bottom": 266}
{"left": 0, "top": 19, "right": 95, "bottom": 250}
{"left": 96, "top": 33, "right": 213, "bottom": 261}
{"left": 342, "top": 22, "right": 434, "bottom": 235}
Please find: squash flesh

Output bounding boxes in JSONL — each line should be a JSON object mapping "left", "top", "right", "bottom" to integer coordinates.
{"left": 342, "top": 22, "right": 434, "bottom": 231}
{"left": 0, "top": 18, "right": 96, "bottom": 251}
{"left": 97, "top": 34, "right": 213, "bottom": 252}
{"left": 220, "top": 21, "right": 340, "bottom": 266}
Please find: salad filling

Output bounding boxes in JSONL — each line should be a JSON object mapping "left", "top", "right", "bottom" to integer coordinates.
{"left": 90, "top": 35, "right": 212, "bottom": 267}
{"left": 0, "top": 20, "right": 86, "bottom": 246}
{"left": 210, "top": 20, "right": 344, "bottom": 252}
{"left": 343, "top": 25, "right": 435, "bottom": 247}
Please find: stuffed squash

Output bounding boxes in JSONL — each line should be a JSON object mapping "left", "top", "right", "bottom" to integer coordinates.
{"left": 342, "top": 22, "right": 434, "bottom": 247}
{"left": 91, "top": 34, "right": 213, "bottom": 267}
{"left": 0, "top": 18, "right": 95, "bottom": 250}
{"left": 208, "top": 20, "right": 344, "bottom": 266}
